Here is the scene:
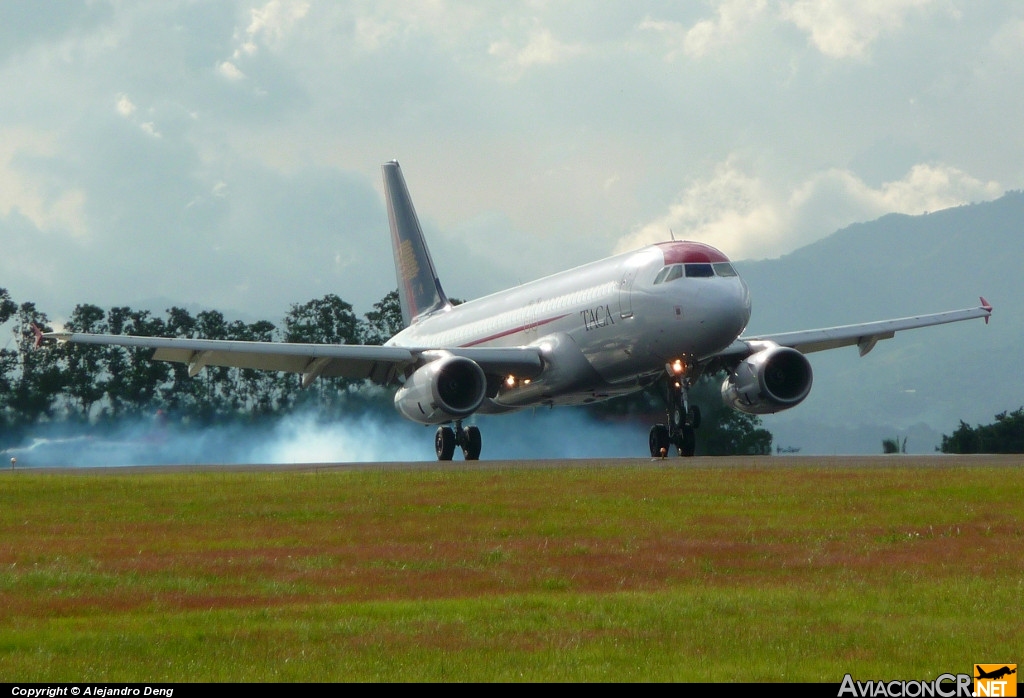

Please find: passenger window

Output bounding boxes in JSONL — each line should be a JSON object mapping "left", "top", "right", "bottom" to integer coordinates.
{"left": 684, "top": 263, "right": 714, "bottom": 278}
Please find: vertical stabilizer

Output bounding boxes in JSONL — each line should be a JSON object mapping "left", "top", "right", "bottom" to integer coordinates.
{"left": 382, "top": 160, "right": 450, "bottom": 326}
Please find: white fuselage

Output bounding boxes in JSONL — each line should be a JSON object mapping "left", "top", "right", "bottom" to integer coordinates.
{"left": 387, "top": 241, "right": 752, "bottom": 412}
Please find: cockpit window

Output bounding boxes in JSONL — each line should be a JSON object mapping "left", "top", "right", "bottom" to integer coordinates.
{"left": 684, "top": 263, "right": 714, "bottom": 278}
{"left": 653, "top": 261, "right": 737, "bottom": 283}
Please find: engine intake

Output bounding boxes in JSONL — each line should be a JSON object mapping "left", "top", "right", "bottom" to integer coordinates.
{"left": 721, "top": 345, "right": 813, "bottom": 415}
{"left": 395, "top": 354, "right": 487, "bottom": 424}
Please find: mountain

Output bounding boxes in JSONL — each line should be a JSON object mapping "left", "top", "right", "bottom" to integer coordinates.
{"left": 734, "top": 191, "right": 1024, "bottom": 454}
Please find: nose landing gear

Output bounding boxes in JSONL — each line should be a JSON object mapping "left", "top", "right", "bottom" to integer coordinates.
{"left": 649, "top": 369, "right": 701, "bottom": 457}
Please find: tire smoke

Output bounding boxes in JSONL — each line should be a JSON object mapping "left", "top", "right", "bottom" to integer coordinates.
{"left": 1, "top": 409, "right": 648, "bottom": 467}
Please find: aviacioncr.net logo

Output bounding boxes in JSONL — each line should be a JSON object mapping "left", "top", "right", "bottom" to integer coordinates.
{"left": 838, "top": 673, "right": 973, "bottom": 697}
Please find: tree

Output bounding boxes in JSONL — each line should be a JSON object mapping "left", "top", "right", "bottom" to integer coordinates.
{"left": 102, "top": 307, "right": 170, "bottom": 418}
{"left": 0, "top": 288, "right": 20, "bottom": 433}
{"left": 362, "top": 290, "right": 403, "bottom": 345}
{"left": 882, "top": 437, "right": 907, "bottom": 454}
{"left": 285, "top": 294, "right": 361, "bottom": 346}
{"left": 162, "top": 306, "right": 205, "bottom": 419}
{"left": 8, "top": 303, "right": 64, "bottom": 426}
{"left": 229, "top": 318, "right": 286, "bottom": 418}
{"left": 940, "top": 408, "right": 1024, "bottom": 454}
{"left": 63, "top": 304, "right": 109, "bottom": 421}
{"left": 0, "top": 288, "right": 16, "bottom": 326}
{"left": 284, "top": 294, "right": 363, "bottom": 412}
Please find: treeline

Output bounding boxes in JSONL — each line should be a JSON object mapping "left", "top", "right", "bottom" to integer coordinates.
{"left": 939, "top": 408, "right": 1024, "bottom": 454}
{"left": 0, "top": 288, "right": 404, "bottom": 446}
{"left": 1, "top": 286, "right": 773, "bottom": 456}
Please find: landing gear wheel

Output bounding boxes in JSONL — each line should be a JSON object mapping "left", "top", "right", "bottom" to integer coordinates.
{"left": 435, "top": 426, "right": 456, "bottom": 461}
{"left": 688, "top": 405, "right": 702, "bottom": 429}
{"left": 649, "top": 424, "right": 670, "bottom": 457}
{"left": 677, "top": 426, "right": 696, "bottom": 457}
{"left": 462, "top": 425, "right": 482, "bottom": 461}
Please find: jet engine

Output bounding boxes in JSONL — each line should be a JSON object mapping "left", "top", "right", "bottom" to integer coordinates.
{"left": 721, "top": 344, "right": 813, "bottom": 415}
{"left": 395, "top": 354, "right": 487, "bottom": 424}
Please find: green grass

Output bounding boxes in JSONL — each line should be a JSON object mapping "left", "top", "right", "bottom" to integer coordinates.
{"left": 1, "top": 458, "right": 1022, "bottom": 681}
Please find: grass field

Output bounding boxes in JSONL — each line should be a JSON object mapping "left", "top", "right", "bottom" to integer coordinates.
{"left": 1, "top": 456, "right": 1022, "bottom": 682}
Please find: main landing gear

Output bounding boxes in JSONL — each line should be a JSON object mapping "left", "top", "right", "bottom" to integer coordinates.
{"left": 435, "top": 420, "right": 482, "bottom": 461}
{"left": 649, "top": 372, "right": 701, "bottom": 458}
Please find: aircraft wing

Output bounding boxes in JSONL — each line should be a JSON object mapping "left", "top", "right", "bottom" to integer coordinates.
{"left": 714, "top": 298, "right": 992, "bottom": 359}
{"left": 43, "top": 332, "right": 544, "bottom": 387}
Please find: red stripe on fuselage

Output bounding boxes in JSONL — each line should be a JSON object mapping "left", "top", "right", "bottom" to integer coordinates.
{"left": 462, "top": 313, "right": 571, "bottom": 347}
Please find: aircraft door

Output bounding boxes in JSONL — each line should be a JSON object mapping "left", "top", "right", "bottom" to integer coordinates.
{"left": 618, "top": 268, "right": 637, "bottom": 319}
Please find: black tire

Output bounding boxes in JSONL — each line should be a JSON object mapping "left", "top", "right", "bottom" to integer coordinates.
{"left": 435, "top": 426, "right": 456, "bottom": 461}
{"left": 678, "top": 426, "right": 696, "bottom": 457}
{"left": 688, "top": 405, "right": 702, "bottom": 429}
{"left": 649, "top": 424, "right": 670, "bottom": 457}
{"left": 462, "top": 425, "right": 482, "bottom": 461}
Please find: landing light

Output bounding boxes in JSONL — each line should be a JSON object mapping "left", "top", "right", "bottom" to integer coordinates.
{"left": 669, "top": 359, "right": 686, "bottom": 376}
{"left": 504, "top": 375, "right": 532, "bottom": 389}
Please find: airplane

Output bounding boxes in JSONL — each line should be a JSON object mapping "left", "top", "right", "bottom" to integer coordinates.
{"left": 44, "top": 160, "right": 993, "bottom": 461}
{"left": 975, "top": 666, "right": 1016, "bottom": 681}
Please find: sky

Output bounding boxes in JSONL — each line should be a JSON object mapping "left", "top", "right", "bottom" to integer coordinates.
{"left": 1, "top": 1, "right": 1021, "bottom": 325}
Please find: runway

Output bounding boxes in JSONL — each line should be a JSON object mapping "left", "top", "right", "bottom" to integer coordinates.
{"left": 4, "top": 453, "right": 1021, "bottom": 475}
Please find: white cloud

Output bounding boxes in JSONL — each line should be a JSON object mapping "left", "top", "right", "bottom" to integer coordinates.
{"left": 780, "top": 0, "right": 947, "bottom": 59}
{"left": 616, "top": 160, "right": 1002, "bottom": 260}
{"left": 488, "top": 25, "right": 584, "bottom": 78}
{"left": 217, "top": 60, "right": 246, "bottom": 81}
{"left": 235, "top": 0, "right": 310, "bottom": 58}
{"left": 114, "top": 94, "right": 161, "bottom": 138}
{"left": 0, "top": 129, "right": 89, "bottom": 239}
{"left": 116, "top": 94, "right": 136, "bottom": 117}
{"left": 988, "top": 17, "right": 1024, "bottom": 60}
{"left": 351, "top": 15, "right": 400, "bottom": 53}
{"left": 639, "top": 0, "right": 768, "bottom": 59}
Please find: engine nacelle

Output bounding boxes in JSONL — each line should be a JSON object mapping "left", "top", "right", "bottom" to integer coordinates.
{"left": 395, "top": 354, "right": 487, "bottom": 425}
{"left": 721, "top": 345, "right": 813, "bottom": 415}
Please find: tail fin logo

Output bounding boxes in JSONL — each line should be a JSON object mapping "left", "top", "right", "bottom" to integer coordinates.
{"left": 398, "top": 239, "right": 422, "bottom": 293}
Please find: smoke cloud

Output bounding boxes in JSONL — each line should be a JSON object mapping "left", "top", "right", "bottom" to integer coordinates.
{"left": 2, "top": 408, "right": 650, "bottom": 467}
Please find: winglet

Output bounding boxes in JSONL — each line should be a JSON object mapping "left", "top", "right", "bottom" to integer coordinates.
{"left": 980, "top": 296, "right": 992, "bottom": 324}
{"left": 30, "top": 323, "right": 44, "bottom": 349}
{"left": 382, "top": 160, "right": 450, "bottom": 327}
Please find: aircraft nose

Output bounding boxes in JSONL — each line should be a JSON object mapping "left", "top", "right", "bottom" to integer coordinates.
{"left": 702, "top": 278, "right": 751, "bottom": 346}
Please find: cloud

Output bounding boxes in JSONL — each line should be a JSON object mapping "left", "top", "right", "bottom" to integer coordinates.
{"left": 488, "top": 25, "right": 585, "bottom": 79}
{"left": 638, "top": 0, "right": 768, "bottom": 59}
{"left": 780, "top": 0, "right": 948, "bottom": 59}
{"left": 217, "top": 61, "right": 246, "bottom": 81}
{"left": 615, "top": 159, "right": 1002, "bottom": 260}
{"left": 116, "top": 94, "right": 137, "bottom": 117}
{"left": 0, "top": 128, "right": 89, "bottom": 239}
{"left": 233, "top": 0, "right": 310, "bottom": 59}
